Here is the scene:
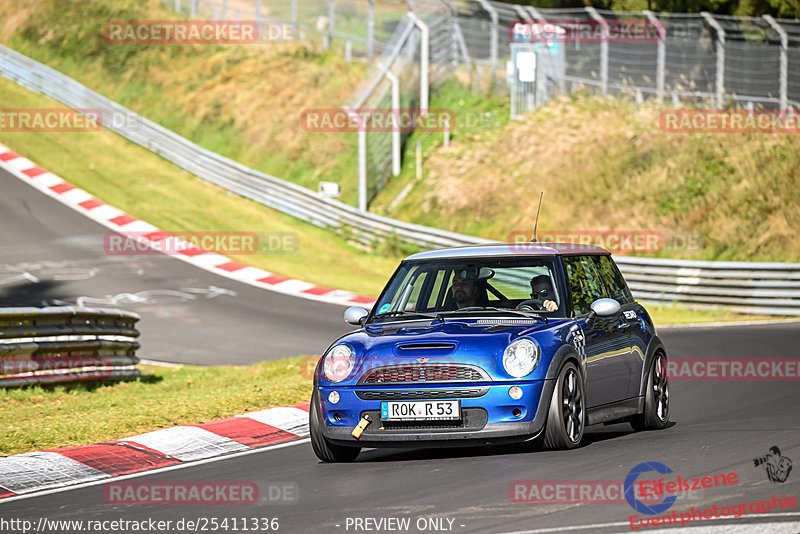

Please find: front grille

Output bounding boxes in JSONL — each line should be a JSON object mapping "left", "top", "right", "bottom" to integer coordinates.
{"left": 355, "top": 388, "right": 489, "bottom": 400}
{"left": 359, "top": 364, "right": 488, "bottom": 384}
{"left": 359, "top": 408, "right": 488, "bottom": 431}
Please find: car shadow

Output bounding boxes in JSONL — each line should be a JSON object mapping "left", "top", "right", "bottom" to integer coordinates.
{"left": 354, "top": 420, "right": 677, "bottom": 463}
{"left": 0, "top": 279, "right": 67, "bottom": 307}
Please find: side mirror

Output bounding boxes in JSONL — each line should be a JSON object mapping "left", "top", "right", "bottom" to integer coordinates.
{"left": 585, "top": 298, "right": 620, "bottom": 328}
{"left": 344, "top": 306, "right": 368, "bottom": 326}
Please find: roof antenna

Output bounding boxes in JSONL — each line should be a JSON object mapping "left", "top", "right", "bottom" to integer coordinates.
{"left": 531, "top": 192, "right": 543, "bottom": 243}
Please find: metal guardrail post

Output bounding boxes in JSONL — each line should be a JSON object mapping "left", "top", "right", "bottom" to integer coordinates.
{"left": 221, "top": 0, "right": 228, "bottom": 19}
{"left": 358, "top": 127, "right": 367, "bottom": 211}
{"left": 175, "top": 0, "right": 181, "bottom": 13}
{"left": 291, "top": 0, "right": 298, "bottom": 33}
{"left": 644, "top": 10, "right": 665, "bottom": 105}
{"left": 190, "top": 0, "right": 198, "bottom": 17}
{"left": 763, "top": 15, "right": 788, "bottom": 110}
{"left": 328, "top": 0, "right": 335, "bottom": 51}
{"left": 407, "top": 11, "right": 429, "bottom": 114}
{"left": 701, "top": 12, "right": 726, "bottom": 109}
{"left": 381, "top": 64, "right": 402, "bottom": 177}
{"left": 475, "top": 0, "right": 498, "bottom": 88}
{"left": 586, "top": 7, "right": 609, "bottom": 97}
{"left": 367, "top": 0, "right": 375, "bottom": 64}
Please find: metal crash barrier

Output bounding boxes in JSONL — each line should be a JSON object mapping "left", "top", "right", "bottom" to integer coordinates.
{"left": 0, "top": 307, "right": 140, "bottom": 387}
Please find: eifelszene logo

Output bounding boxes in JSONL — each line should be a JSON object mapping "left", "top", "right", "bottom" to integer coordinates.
{"left": 624, "top": 462, "right": 677, "bottom": 515}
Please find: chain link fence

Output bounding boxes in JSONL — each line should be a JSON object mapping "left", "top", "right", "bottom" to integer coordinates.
{"left": 164, "top": 0, "right": 797, "bottom": 204}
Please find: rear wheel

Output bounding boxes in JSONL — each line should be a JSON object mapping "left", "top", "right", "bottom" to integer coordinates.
{"left": 309, "top": 390, "right": 361, "bottom": 463}
{"left": 631, "top": 352, "right": 670, "bottom": 431}
{"left": 543, "top": 362, "right": 585, "bottom": 450}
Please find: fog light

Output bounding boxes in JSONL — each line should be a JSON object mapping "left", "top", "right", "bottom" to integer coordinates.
{"left": 512, "top": 408, "right": 522, "bottom": 417}
{"left": 333, "top": 413, "right": 341, "bottom": 421}
{"left": 328, "top": 391, "right": 340, "bottom": 404}
{"left": 509, "top": 386, "right": 523, "bottom": 400}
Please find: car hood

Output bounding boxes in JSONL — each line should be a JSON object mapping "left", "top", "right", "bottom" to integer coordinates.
{"left": 318, "top": 318, "right": 573, "bottom": 385}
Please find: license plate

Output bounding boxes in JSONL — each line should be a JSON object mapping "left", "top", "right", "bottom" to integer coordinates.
{"left": 381, "top": 400, "right": 461, "bottom": 421}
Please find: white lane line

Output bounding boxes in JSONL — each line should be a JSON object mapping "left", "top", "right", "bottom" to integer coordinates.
{"left": 0, "top": 438, "right": 310, "bottom": 505}
{"left": 497, "top": 512, "right": 800, "bottom": 533}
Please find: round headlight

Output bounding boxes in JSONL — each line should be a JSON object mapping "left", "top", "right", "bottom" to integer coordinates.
{"left": 502, "top": 338, "right": 540, "bottom": 378}
{"left": 323, "top": 344, "right": 355, "bottom": 382}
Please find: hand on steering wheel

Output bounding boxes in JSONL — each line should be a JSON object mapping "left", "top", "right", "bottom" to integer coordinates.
{"left": 517, "top": 299, "right": 558, "bottom": 312}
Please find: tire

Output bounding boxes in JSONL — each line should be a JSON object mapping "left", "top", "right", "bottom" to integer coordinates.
{"left": 543, "top": 361, "right": 585, "bottom": 450}
{"left": 630, "top": 352, "right": 670, "bottom": 431}
{"left": 309, "top": 390, "right": 361, "bottom": 463}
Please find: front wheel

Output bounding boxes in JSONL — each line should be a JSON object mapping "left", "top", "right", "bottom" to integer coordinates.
{"left": 309, "top": 390, "right": 361, "bottom": 463}
{"left": 630, "top": 352, "right": 670, "bottom": 431}
{"left": 543, "top": 361, "right": 585, "bottom": 449}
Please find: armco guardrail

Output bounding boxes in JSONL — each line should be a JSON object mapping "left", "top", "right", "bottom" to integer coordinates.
{"left": 0, "top": 307, "right": 140, "bottom": 387}
{"left": 0, "top": 44, "right": 477, "bottom": 250}
{"left": 1, "top": 46, "right": 798, "bottom": 315}
{"left": 613, "top": 256, "right": 800, "bottom": 316}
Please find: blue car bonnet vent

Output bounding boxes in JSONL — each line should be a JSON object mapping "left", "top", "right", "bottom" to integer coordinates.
{"left": 393, "top": 342, "right": 458, "bottom": 357}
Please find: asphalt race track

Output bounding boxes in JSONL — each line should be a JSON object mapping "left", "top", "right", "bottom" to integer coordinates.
{"left": 2, "top": 167, "right": 800, "bottom": 532}
{"left": 0, "top": 166, "right": 350, "bottom": 365}
{"left": 1, "top": 322, "right": 798, "bottom": 532}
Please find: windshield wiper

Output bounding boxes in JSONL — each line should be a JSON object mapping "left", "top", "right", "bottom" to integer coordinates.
{"left": 454, "top": 306, "right": 547, "bottom": 323}
{"left": 373, "top": 310, "right": 445, "bottom": 323}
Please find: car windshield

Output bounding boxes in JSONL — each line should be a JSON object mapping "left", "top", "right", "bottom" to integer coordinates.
{"left": 370, "top": 256, "right": 564, "bottom": 322}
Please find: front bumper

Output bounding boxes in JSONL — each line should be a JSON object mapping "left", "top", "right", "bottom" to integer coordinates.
{"left": 317, "top": 380, "right": 556, "bottom": 448}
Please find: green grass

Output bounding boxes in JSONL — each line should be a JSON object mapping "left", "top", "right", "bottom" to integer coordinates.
{"left": 0, "top": 357, "right": 317, "bottom": 455}
{"left": 372, "top": 93, "right": 800, "bottom": 263}
{"left": 1, "top": 0, "right": 368, "bottom": 206}
{"left": 0, "top": 76, "right": 401, "bottom": 296}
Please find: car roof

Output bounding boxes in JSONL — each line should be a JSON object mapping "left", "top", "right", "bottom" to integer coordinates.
{"left": 404, "top": 242, "right": 610, "bottom": 261}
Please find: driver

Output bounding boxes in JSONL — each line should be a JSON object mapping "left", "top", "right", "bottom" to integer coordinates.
{"left": 450, "top": 272, "right": 479, "bottom": 309}
{"left": 529, "top": 275, "right": 559, "bottom": 312}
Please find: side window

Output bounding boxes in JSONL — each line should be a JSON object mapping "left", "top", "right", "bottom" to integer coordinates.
{"left": 593, "top": 255, "right": 634, "bottom": 305}
{"left": 562, "top": 255, "right": 607, "bottom": 316}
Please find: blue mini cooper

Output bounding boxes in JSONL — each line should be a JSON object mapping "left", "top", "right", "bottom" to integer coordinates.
{"left": 310, "top": 243, "right": 670, "bottom": 462}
